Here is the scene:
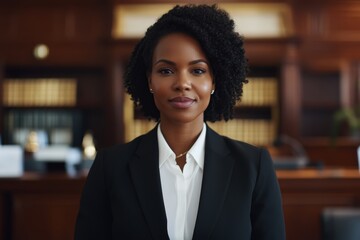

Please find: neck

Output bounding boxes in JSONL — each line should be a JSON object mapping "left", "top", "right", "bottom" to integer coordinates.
{"left": 159, "top": 121, "right": 204, "bottom": 156}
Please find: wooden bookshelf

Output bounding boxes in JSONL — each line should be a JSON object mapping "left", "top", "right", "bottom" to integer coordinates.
{"left": 0, "top": 67, "right": 107, "bottom": 149}
{"left": 0, "top": 0, "right": 360, "bottom": 167}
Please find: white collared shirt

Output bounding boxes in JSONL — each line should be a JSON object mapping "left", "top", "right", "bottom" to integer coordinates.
{"left": 158, "top": 124, "right": 206, "bottom": 240}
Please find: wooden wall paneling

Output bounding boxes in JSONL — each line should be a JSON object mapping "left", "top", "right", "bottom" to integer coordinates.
{"left": 304, "top": 144, "right": 358, "bottom": 167}
{"left": 110, "top": 39, "right": 137, "bottom": 61}
{"left": 290, "top": 2, "right": 311, "bottom": 40}
{"left": 280, "top": 43, "right": 301, "bottom": 138}
{"left": 0, "top": 4, "right": 107, "bottom": 66}
{"left": 340, "top": 61, "right": 360, "bottom": 108}
{"left": 76, "top": 73, "right": 105, "bottom": 107}
{"left": 0, "top": 6, "right": 17, "bottom": 43}
{"left": 94, "top": 3, "right": 118, "bottom": 147}
{"left": 322, "top": 2, "right": 360, "bottom": 42}
{"left": 12, "top": 7, "right": 55, "bottom": 43}
{"left": 103, "top": 59, "right": 125, "bottom": 146}
{"left": 244, "top": 38, "right": 289, "bottom": 66}
{"left": 291, "top": 1, "right": 360, "bottom": 42}
{"left": 5, "top": 5, "right": 105, "bottom": 43}
{"left": 291, "top": 0, "right": 360, "bottom": 70}
{"left": 107, "top": 39, "right": 138, "bottom": 145}
{"left": 0, "top": 3, "right": 106, "bottom": 43}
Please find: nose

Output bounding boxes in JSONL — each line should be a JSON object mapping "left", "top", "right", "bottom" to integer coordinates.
{"left": 174, "top": 71, "right": 191, "bottom": 91}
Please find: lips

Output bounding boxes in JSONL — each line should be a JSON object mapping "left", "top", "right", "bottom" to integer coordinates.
{"left": 169, "top": 96, "right": 196, "bottom": 109}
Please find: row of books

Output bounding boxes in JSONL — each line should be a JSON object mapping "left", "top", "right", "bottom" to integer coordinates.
{"left": 4, "top": 110, "right": 78, "bottom": 129}
{"left": 237, "top": 78, "right": 278, "bottom": 106}
{"left": 124, "top": 119, "right": 276, "bottom": 146}
{"left": 207, "top": 120, "right": 276, "bottom": 146}
{"left": 2, "top": 78, "right": 77, "bottom": 106}
{"left": 2, "top": 110, "right": 82, "bottom": 146}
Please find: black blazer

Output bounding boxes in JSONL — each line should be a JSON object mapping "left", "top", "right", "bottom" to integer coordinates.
{"left": 75, "top": 126, "right": 285, "bottom": 240}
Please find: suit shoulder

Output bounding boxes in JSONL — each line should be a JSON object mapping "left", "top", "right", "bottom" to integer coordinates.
{"left": 99, "top": 134, "right": 144, "bottom": 162}
{"left": 206, "top": 126, "right": 266, "bottom": 161}
{"left": 222, "top": 135, "right": 262, "bottom": 155}
{"left": 220, "top": 135, "right": 273, "bottom": 167}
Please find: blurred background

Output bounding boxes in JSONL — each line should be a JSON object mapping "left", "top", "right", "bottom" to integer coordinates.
{"left": 0, "top": 0, "right": 360, "bottom": 240}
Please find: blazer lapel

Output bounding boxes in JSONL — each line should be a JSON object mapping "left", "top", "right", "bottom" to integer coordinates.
{"left": 129, "top": 127, "right": 169, "bottom": 240}
{"left": 192, "top": 127, "right": 235, "bottom": 239}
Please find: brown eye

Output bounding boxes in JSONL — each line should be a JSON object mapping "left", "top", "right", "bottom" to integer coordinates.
{"left": 158, "top": 68, "right": 173, "bottom": 75}
{"left": 192, "top": 68, "right": 206, "bottom": 75}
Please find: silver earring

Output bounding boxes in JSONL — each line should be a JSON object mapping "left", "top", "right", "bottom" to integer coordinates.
{"left": 211, "top": 89, "right": 215, "bottom": 95}
{"left": 150, "top": 88, "right": 154, "bottom": 94}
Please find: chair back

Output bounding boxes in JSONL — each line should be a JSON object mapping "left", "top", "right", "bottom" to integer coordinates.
{"left": 322, "top": 208, "right": 360, "bottom": 240}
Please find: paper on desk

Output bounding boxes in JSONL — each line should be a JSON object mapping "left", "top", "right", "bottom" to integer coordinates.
{"left": 33, "top": 146, "right": 81, "bottom": 164}
{"left": 0, "top": 145, "right": 24, "bottom": 177}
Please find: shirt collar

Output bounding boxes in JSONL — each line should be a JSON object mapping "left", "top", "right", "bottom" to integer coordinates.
{"left": 158, "top": 123, "right": 206, "bottom": 170}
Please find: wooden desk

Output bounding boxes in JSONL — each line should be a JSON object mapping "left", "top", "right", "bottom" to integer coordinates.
{"left": 0, "top": 173, "right": 86, "bottom": 240}
{"left": 277, "top": 168, "right": 360, "bottom": 240}
{"left": 0, "top": 169, "right": 360, "bottom": 240}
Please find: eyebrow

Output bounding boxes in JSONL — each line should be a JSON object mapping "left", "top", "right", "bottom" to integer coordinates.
{"left": 153, "top": 59, "right": 209, "bottom": 66}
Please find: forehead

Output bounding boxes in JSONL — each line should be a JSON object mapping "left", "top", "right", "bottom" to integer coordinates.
{"left": 152, "top": 32, "right": 208, "bottom": 62}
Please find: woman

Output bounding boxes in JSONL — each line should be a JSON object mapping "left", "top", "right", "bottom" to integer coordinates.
{"left": 75, "top": 4, "right": 285, "bottom": 240}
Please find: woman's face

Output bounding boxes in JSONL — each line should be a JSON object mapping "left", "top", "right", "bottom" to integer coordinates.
{"left": 149, "top": 33, "right": 214, "bottom": 125}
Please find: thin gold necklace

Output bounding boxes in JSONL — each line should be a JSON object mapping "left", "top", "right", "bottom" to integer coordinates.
{"left": 175, "top": 151, "right": 188, "bottom": 159}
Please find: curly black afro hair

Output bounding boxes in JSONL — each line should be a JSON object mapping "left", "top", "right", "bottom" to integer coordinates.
{"left": 124, "top": 4, "right": 248, "bottom": 122}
